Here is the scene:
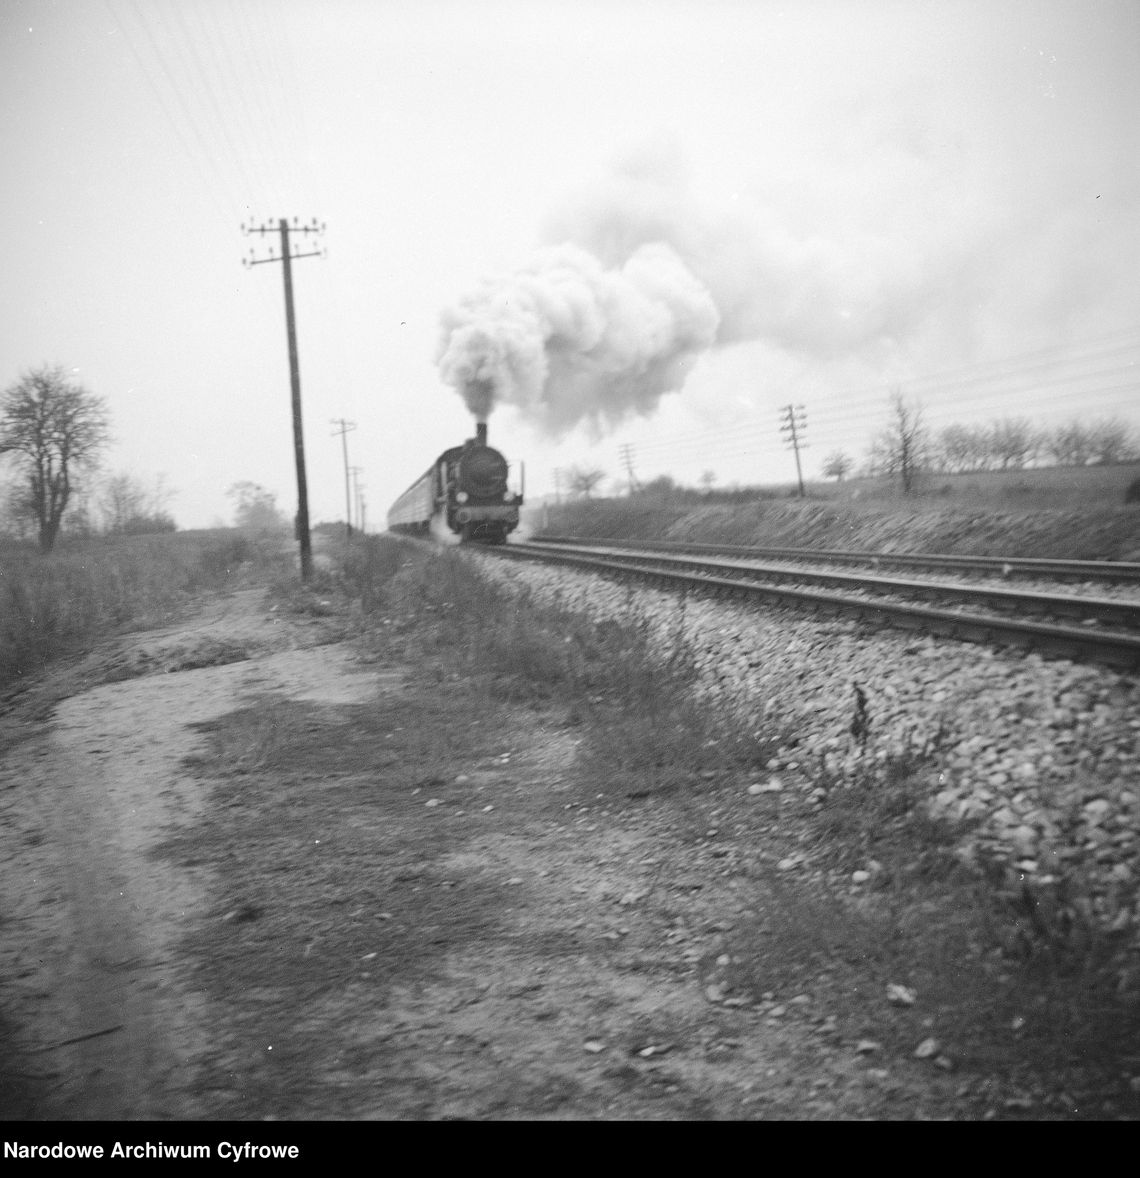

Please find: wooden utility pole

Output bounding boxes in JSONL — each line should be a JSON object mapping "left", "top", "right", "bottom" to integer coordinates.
{"left": 331, "top": 418, "right": 357, "bottom": 539}
{"left": 242, "top": 217, "right": 326, "bottom": 581}
{"left": 779, "top": 403, "right": 808, "bottom": 498}
{"left": 349, "top": 465, "right": 364, "bottom": 533}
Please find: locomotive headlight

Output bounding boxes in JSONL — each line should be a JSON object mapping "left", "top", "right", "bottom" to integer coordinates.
{"left": 456, "top": 491, "right": 469, "bottom": 503}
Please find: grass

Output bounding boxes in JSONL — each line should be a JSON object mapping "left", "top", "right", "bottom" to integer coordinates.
{"left": 538, "top": 460, "right": 1140, "bottom": 560}
{"left": 546, "top": 460, "right": 1140, "bottom": 513}
{"left": 338, "top": 535, "right": 776, "bottom": 796}
{"left": 0, "top": 530, "right": 294, "bottom": 691}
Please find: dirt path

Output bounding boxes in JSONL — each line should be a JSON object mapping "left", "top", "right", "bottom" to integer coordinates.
{"left": 2, "top": 585, "right": 1021, "bottom": 1120}
{"left": 0, "top": 590, "right": 382, "bottom": 1119}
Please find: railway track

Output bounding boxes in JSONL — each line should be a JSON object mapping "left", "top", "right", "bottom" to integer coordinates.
{"left": 487, "top": 538, "right": 1140, "bottom": 671}
{"left": 534, "top": 534, "right": 1140, "bottom": 584}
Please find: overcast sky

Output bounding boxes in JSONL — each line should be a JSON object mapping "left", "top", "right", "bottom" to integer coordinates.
{"left": 2, "top": 0, "right": 1137, "bottom": 529}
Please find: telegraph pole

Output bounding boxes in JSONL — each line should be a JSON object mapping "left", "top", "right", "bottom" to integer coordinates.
{"left": 242, "top": 217, "right": 326, "bottom": 581}
{"left": 779, "top": 404, "right": 808, "bottom": 498}
{"left": 618, "top": 443, "right": 640, "bottom": 496}
{"left": 330, "top": 418, "right": 357, "bottom": 539}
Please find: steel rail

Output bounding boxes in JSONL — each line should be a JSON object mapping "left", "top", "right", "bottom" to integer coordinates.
{"left": 527, "top": 541, "right": 1140, "bottom": 629}
{"left": 490, "top": 543, "right": 1140, "bottom": 671}
{"left": 532, "top": 535, "right": 1140, "bottom": 583}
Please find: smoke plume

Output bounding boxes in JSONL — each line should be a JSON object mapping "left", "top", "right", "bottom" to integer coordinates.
{"left": 437, "top": 140, "right": 943, "bottom": 435}
{"left": 437, "top": 241, "right": 719, "bottom": 435}
{"left": 541, "top": 143, "right": 935, "bottom": 361}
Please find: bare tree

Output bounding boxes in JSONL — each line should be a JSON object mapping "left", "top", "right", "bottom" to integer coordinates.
{"left": 1044, "top": 419, "right": 1094, "bottom": 466}
{"left": 699, "top": 469, "right": 717, "bottom": 493}
{"left": 100, "top": 472, "right": 147, "bottom": 533}
{"left": 869, "top": 391, "right": 929, "bottom": 494}
{"left": 1087, "top": 416, "right": 1137, "bottom": 465}
{"left": 0, "top": 364, "right": 110, "bottom": 552}
{"left": 822, "top": 450, "right": 854, "bottom": 482}
{"left": 99, "top": 471, "right": 177, "bottom": 534}
{"left": 934, "top": 423, "right": 988, "bottom": 472}
{"left": 933, "top": 424, "right": 964, "bottom": 472}
{"left": 566, "top": 466, "right": 606, "bottom": 500}
{"left": 0, "top": 476, "right": 35, "bottom": 540}
{"left": 989, "top": 417, "right": 1040, "bottom": 470}
{"left": 227, "top": 481, "right": 288, "bottom": 533}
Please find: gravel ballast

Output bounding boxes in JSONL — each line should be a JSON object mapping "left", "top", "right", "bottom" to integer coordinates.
{"left": 471, "top": 550, "right": 1140, "bottom": 955}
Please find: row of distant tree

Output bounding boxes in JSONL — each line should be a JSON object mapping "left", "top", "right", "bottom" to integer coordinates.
{"left": 848, "top": 397, "right": 1138, "bottom": 487}
{"left": 846, "top": 394, "right": 1138, "bottom": 494}
{"left": 0, "top": 364, "right": 116, "bottom": 551}
{"left": 0, "top": 364, "right": 300, "bottom": 552}
{"left": 0, "top": 363, "right": 186, "bottom": 550}
{"left": 558, "top": 395, "right": 1139, "bottom": 502}
{"left": 6, "top": 366, "right": 1138, "bottom": 547}
{"left": 3, "top": 470, "right": 179, "bottom": 543}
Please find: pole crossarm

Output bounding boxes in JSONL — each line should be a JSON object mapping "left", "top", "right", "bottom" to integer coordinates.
{"left": 243, "top": 249, "right": 324, "bottom": 267}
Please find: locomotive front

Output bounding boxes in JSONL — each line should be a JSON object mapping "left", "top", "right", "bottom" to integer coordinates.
{"left": 448, "top": 422, "right": 522, "bottom": 543}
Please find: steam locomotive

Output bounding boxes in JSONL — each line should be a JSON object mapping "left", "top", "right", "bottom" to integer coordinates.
{"left": 387, "top": 422, "right": 523, "bottom": 544}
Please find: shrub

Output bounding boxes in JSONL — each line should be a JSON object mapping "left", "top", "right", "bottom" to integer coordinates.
{"left": 0, "top": 531, "right": 289, "bottom": 689}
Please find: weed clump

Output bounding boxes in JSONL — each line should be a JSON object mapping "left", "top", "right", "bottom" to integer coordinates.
{"left": 339, "top": 535, "right": 773, "bottom": 795}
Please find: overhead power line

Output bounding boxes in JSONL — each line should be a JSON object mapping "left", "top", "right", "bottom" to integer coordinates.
{"left": 621, "top": 342, "right": 1140, "bottom": 467}
{"left": 106, "top": 0, "right": 321, "bottom": 222}
{"left": 106, "top": 0, "right": 243, "bottom": 222}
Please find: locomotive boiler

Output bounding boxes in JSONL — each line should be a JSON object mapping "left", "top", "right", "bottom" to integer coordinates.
{"left": 386, "top": 422, "right": 523, "bottom": 544}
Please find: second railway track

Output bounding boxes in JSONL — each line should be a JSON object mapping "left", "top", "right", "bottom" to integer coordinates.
{"left": 486, "top": 538, "right": 1140, "bottom": 671}
{"left": 533, "top": 534, "right": 1140, "bottom": 584}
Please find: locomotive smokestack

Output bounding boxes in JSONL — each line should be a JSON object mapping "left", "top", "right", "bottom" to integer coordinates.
{"left": 476, "top": 421, "right": 487, "bottom": 446}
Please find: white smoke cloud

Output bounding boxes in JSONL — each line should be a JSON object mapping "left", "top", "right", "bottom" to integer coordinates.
{"left": 436, "top": 133, "right": 993, "bottom": 438}
{"left": 436, "top": 240, "right": 719, "bottom": 435}
{"left": 541, "top": 141, "right": 941, "bottom": 361}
